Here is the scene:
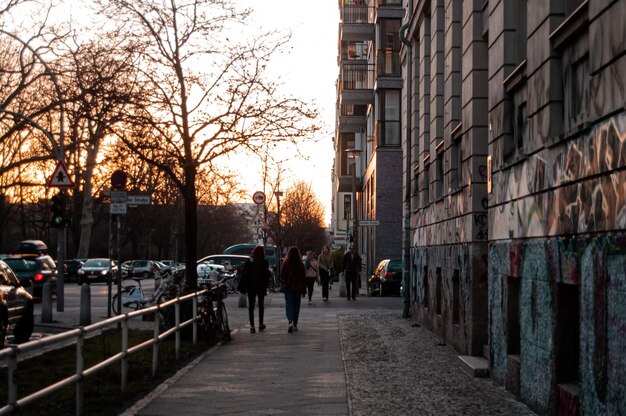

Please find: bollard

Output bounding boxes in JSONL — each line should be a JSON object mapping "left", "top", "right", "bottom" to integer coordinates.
{"left": 41, "top": 281, "right": 53, "bottom": 323}
{"left": 79, "top": 284, "right": 91, "bottom": 326}
{"left": 339, "top": 272, "right": 347, "bottom": 298}
{"left": 238, "top": 292, "right": 247, "bottom": 308}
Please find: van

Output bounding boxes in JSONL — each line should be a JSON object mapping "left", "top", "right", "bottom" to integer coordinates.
{"left": 223, "top": 244, "right": 278, "bottom": 270}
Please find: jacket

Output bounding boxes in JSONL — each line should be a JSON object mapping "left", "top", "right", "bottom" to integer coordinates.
{"left": 242, "top": 258, "right": 271, "bottom": 296}
{"left": 280, "top": 260, "right": 306, "bottom": 293}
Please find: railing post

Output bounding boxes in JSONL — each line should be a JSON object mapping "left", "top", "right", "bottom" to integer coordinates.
{"left": 192, "top": 296, "right": 198, "bottom": 345}
{"left": 121, "top": 319, "right": 129, "bottom": 392}
{"left": 152, "top": 310, "right": 160, "bottom": 377}
{"left": 76, "top": 329, "right": 85, "bottom": 416}
{"left": 175, "top": 300, "right": 180, "bottom": 360}
{"left": 8, "top": 348, "right": 17, "bottom": 411}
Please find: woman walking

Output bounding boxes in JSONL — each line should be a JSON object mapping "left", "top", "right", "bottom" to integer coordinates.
{"left": 280, "top": 246, "right": 306, "bottom": 333}
{"left": 304, "top": 250, "right": 320, "bottom": 304}
{"left": 318, "top": 245, "right": 333, "bottom": 301}
{"left": 242, "top": 245, "right": 272, "bottom": 333}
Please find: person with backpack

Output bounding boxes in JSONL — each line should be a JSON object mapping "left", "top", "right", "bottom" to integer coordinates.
{"left": 303, "top": 250, "right": 320, "bottom": 305}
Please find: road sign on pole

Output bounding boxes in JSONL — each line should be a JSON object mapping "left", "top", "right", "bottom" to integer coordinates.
{"left": 127, "top": 194, "right": 151, "bottom": 205}
{"left": 47, "top": 161, "right": 74, "bottom": 188}
{"left": 110, "top": 203, "right": 127, "bottom": 214}
{"left": 252, "top": 191, "right": 266, "bottom": 205}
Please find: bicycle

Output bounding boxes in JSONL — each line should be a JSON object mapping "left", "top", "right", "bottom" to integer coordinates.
{"left": 112, "top": 269, "right": 184, "bottom": 315}
{"left": 197, "top": 276, "right": 231, "bottom": 342}
{"left": 198, "top": 268, "right": 239, "bottom": 295}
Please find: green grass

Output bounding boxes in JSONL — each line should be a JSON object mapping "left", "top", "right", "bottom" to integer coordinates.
{"left": 0, "top": 329, "right": 215, "bottom": 415}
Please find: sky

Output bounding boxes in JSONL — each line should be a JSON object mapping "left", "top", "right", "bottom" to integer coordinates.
{"left": 236, "top": 0, "right": 339, "bottom": 224}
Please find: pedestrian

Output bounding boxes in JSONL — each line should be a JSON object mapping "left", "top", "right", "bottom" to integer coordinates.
{"left": 332, "top": 245, "right": 345, "bottom": 289}
{"left": 279, "top": 246, "right": 307, "bottom": 333}
{"left": 241, "top": 245, "right": 272, "bottom": 333}
{"left": 318, "top": 245, "right": 333, "bottom": 301}
{"left": 304, "top": 250, "right": 320, "bottom": 305}
{"left": 343, "top": 243, "right": 362, "bottom": 300}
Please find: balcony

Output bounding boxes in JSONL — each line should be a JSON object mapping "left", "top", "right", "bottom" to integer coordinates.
{"left": 339, "top": 63, "right": 375, "bottom": 106}
{"left": 339, "top": 3, "right": 375, "bottom": 42}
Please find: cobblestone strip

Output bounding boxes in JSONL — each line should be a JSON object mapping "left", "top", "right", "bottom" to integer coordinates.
{"left": 338, "top": 312, "right": 536, "bottom": 416}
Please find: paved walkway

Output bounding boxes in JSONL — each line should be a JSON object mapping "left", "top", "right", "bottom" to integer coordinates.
{"left": 112, "top": 286, "right": 536, "bottom": 416}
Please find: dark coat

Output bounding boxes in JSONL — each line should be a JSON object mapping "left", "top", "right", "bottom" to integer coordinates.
{"left": 279, "top": 259, "right": 306, "bottom": 294}
{"left": 242, "top": 258, "right": 271, "bottom": 296}
{"left": 343, "top": 251, "right": 362, "bottom": 276}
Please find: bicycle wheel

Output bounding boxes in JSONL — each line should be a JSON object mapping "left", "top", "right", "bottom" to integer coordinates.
{"left": 112, "top": 293, "right": 121, "bottom": 315}
{"left": 216, "top": 301, "right": 230, "bottom": 341}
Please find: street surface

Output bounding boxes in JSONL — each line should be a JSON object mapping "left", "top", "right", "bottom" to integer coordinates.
{"left": 29, "top": 280, "right": 535, "bottom": 415}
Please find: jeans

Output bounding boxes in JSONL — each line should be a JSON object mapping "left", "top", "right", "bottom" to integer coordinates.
{"left": 320, "top": 269, "right": 330, "bottom": 299}
{"left": 345, "top": 271, "right": 358, "bottom": 299}
{"left": 305, "top": 278, "right": 316, "bottom": 301}
{"left": 284, "top": 290, "right": 302, "bottom": 325}
{"left": 247, "top": 293, "right": 265, "bottom": 327}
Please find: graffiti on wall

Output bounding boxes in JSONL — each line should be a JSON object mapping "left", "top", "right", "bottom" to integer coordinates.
{"left": 490, "top": 112, "right": 626, "bottom": 240}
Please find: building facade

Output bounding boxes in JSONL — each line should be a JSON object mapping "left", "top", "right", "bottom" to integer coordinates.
{"left": 402, "top": 0, "right": 626, "bottom": 415}
{"left": 333, "top": 0, "right": 405, "bottom": 274}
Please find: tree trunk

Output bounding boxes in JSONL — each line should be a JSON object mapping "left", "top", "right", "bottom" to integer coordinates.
{"left": 183, "top": 170, "right": 197, "bottom": 292}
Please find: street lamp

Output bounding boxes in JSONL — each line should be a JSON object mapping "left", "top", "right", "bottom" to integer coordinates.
{"left": 345, "top": 148, "right": 361, "bottom": 252}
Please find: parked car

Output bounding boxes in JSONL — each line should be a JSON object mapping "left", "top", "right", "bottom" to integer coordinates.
{"left": 0, "top": 259, "right": 35, "bottom": 348}
{"left": 16, "top": 240, "right": 48, "bottom": 255}
{"left": 78, "top": 258, "right": 119, "bottom": 285}
{"left": 224, "top": 244, "right": 278, "bottom": 270}
{"left": 367, "top": 259, "right": 402, "bottom": 297}
{"left": 127, "top": 260, "right": 159, "bottom": 279}
{"left": 197, "top": 254, "right": 249, "bottom": 274}
{"left": 3, "top": 254, "right": 58, "bottom": 300}
{"left": 64, "top": 259, "right": 85, "bottom": 283}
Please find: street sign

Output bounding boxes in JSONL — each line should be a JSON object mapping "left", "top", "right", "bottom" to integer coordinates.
{"left": 127, "top": 194, "right": 151, "bottom": 205}
{"left": 252, "top": 191, "right": 266, "bottom": 205}
{"left": 111, "top": 170, "right": 127, "bottom": 190}
{"left": 110, "top": 191, "right": 127, "bottom": 203}
{"left": 48, "top": 161, "right": 75, "bottom": 188}
{"left": 110, "top": 203, "right": 127, "bottom": 214}
{"left": 359, "top": 220, "right": 380, "bottom": 226}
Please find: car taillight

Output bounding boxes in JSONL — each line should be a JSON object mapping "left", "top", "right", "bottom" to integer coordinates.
{"left": 384, "top": 272, "right": 393, "bottom": 279}
{"left": 33, "top": 273, "right": 44, "bottom": 282}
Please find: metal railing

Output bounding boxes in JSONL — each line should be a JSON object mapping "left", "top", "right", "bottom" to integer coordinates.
{"left": 341, "top": 63, "right": 375, "bottom": 90}
{"left": 342, "top": 5, "right": 373, "bottom": 24}
{"left": 0, "top": 289, "right": 210, "bottom": 416}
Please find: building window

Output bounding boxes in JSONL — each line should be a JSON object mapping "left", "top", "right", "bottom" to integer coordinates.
{"left": 565, "top": 54, "right": 589, "bottom": 131}
{"left": 423, "top": 266, "right": 429, "bottom": 308}
{"left": 507, "top": 276, "right": 521, "bottom": 355}
{"left": 435, "top": 267, "right": 442, "bottom": 315}
{"left": 377, "top": 19, "right": 401, "bottom": 75}
{"left": 450, "top": 136, "right": 461, "bottom": 191}
{"left": 452, "top": 270, "right": 460, "bottom": 324}
{"left": 557, "top": 283, "right": 580, "bottom": 383}
{"left": 378, "top": 89, "right": 401, "bottom": 146}
{"left": 435, "top": 151, "right": 444, "bottom": 199}
{"left": 423, "top": 161, "right": 430, "bottom": 206}
{"left": 412, "top": 168, "right": 419, "bottom": 210}
{"left": 343, "top": 194, "right": 351, "bottom": 220}
{"left": 514, "top": 0, "right": 527, "bottom": 64}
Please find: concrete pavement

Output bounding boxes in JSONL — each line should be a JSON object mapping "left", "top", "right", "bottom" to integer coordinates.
{"left": 33, "top": 283, "right": 535, "bottom": 416}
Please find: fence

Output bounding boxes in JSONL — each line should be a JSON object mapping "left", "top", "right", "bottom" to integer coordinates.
{"left": 0, "top": 289, "right": 209, "bottom": 415}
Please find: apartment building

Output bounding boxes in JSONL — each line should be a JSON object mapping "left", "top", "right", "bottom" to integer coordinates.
{"left": 332, "top": 0, "right": 405, "bottom": 274}
{"left": 402, "top": 1, "right": 626, "bottom": 415}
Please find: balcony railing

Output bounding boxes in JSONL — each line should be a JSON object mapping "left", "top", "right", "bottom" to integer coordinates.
{"left": 341, "top": 63, "right": 375, "bottom": 90}
{"left": 377, "top": 0, "right": 403, "bottom": 5}
{"left": 342, "top": 5, "right": 374, "bottom": 24}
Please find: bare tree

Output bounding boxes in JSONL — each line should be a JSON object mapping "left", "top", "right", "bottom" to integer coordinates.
{"left": 95, "top": 0, "right": 319, "bottom": 290}
{"left": 280, "top": 181, "right": 326, "bottom": 253}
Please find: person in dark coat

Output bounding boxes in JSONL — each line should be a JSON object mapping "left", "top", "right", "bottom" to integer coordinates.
{"left": 279, "top": 246, "right": 306, "bottom": 333}
{"left": 342, "top": 243, "right": 362, "bottom": 300}
{"left": 242, "top": 245, "right": 272, "bottom": 333}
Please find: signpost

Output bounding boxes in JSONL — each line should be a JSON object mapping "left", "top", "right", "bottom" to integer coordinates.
{"left": 252, "top": 191, "right": 266, "bottom": 205}
{"left": 359, "top": 220, "right": 380, "bottom": 226}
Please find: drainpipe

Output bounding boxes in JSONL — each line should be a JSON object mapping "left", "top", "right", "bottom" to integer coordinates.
{"left": 400, "top": 0, "right": 413, "bottom": 319}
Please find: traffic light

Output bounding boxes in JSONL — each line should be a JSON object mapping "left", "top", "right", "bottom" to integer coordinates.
{"left": 50, "top": 193, "right": 64, "bottom": 228}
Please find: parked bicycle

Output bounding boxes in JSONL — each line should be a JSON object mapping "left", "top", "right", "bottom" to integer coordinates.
{"left": 198, "top": 267, "right": 239, "bottom": 295}
{"left": 197, "top": 275, "right": 231, "bottom": 342}
{"left": 112, "top": 270, "right": 184, "bottom": 315}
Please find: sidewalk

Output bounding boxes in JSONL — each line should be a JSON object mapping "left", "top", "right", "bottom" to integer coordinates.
{"left": 122, "top": 288, "right": 534, "bottom": 416}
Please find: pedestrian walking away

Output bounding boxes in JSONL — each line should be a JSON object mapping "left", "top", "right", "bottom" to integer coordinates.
{"left": 279, "top": 246, "right": 307, "bottom": 333}
{"left": 318, "top": 245, "right": 333, "bottom": 301}
{"left": 304, "top": 250, "right": 320, "bottom": 305}
{"left": 240, "top": 245, "right": 271, "bottom": 333}
{"left": 343, "top": 243, "right": 361, "bottom": 300}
